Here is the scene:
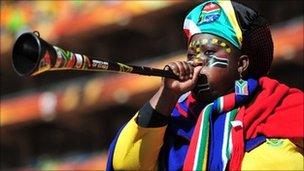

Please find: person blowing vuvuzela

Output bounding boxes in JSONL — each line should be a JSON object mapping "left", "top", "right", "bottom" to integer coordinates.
{"left": 106, "top": 0, "right": 304, "bottom": 170}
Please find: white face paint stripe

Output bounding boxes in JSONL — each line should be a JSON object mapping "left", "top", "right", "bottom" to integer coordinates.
{"left": 209, "top": 62, "right": 229, "bottom": 67}
{"left": 210, "top": 55, "right": 229, "bottom": 62}
{"left": 209, "top": 55, "right": 229, "bottom": 68}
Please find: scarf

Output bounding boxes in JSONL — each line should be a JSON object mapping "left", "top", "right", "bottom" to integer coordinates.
{"left": 229, "top": 77, "right": 303, "bottom": 170}
{"left": 183, "top": 78, "right": 258, "bottom": 170}
{"left": 105, "top": 77, "right": 303, "bottom": 171}
{"left": 181, "top": 77, "right": 303, "bottom": 170}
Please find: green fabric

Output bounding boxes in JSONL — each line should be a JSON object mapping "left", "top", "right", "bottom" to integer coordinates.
{"left": 185, "top": 0, "right": 240, "bottom": 49}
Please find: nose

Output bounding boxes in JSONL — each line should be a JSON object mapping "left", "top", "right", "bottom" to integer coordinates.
{"left": 199, "top": 68, "right": 208, "bottom": 76}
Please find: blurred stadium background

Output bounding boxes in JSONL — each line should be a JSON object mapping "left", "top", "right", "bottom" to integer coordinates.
{"left": 0, "top": 0, "right": 303, "bottom": 170}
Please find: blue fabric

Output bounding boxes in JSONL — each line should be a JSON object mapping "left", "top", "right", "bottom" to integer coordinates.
{"left": 208, "top": 114, "right": 226, "bottom": 171}
{"left": 213, "top": 97, "right": 220, "bottom": 112}
{"left": 207, "top": 79, "right": 258, "bottom": 170}
{"left": 179, "top": 100, "right": 190, "bottom": 112}
{"left": 156, "top": 95, "right": 199, "bottom": 170}
{"left": 157, "top": 91, "right": 209, "bottom": 170}
{"left": 170, "top": 113, "right": 195, "bottom": 141}
{"left": 168, "top": 141, "right": 190, "bottom": 171}
{"left": 245, "top": 135, "right": 266, "bottom": 152}
{"left": 106, "top": 78, "right": 259, "bottom": 170}
{"left": 158, "top": 111, "right": 195, "bottom": 170}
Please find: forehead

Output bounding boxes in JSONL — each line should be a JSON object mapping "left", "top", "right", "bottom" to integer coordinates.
{"left": 189, "top": 33, "right": 233, "bottom": 47}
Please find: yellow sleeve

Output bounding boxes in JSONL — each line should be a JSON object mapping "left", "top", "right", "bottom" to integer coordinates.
{"left": 242, "top": 138, "right": 304, "bottom": 170}
{"left": 113, "top": 113, "right": 167, "bottom": 170}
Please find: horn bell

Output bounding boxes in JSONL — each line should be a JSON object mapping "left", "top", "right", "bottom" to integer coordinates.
{"left": 12, "top": 32, "right": 58, "bottom": 76}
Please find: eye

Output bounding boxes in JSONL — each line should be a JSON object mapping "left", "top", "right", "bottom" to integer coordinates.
{"left": 204, "top": 50, "right": 215, "bottom": 56}
{"left": 187, "top": 51, "right": 195, "bottom": 60}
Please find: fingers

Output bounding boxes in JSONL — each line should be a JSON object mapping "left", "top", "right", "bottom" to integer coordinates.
{"left": 166, "top": 61, "right": 195, "bottom": 81}
{"left": 188, "top": 59, "right": 204, "bottom": 67}
{"left": 176, "top": 61, "right": 186, "bottom": 80}
{"left": 188, "top": 63, "right": 194, "bottom": 78}
{"left": 165, "top": 63, "right": 179, "bottom": 77}
{"left": 181, "top": 61, "right": 193, "bottom": 80}
{"left": 192, "top": 65, "right": 203, "bottom": 83}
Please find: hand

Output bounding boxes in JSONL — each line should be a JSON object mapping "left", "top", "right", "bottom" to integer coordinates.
{"left": 162, "top": 61, "right": 202, "bottom": 96}
{"left": 149, "top": 61, "right": 202, "bottom": 117}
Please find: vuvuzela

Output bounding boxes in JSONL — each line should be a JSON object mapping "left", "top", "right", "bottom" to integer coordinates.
{"left": 12, "top": 31, "right": 179, "bottom": 79}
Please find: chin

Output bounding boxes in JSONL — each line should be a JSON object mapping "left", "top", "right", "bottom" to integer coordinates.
{"left": 192, "top": 86, "right": 219, "bottom": 103}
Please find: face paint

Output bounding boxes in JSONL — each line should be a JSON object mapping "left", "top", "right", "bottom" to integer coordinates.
{"left": 188, "top": 38, "right": 231, "bottom": 54}
{"left": 189, "top": 41, "right": 204, "bottom": 62}
{"left": 195, "top": 46, "right": 201, "bottom": 60}
{"left": 189, "top": 39, "right": 209, "bottom": 48}
{"left": 202, "top": 39, "right": 208, "bottom": 45}
{"left": 207, "top": 55, "right": 229, "bottom": 68}
{"left": 211, "top": 38, "right": 219, "bottom": 44}
{"left": 188, "top": 38, "right": 231, "bottom": 68}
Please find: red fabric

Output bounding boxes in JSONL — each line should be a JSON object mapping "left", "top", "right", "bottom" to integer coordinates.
{"left": 229, "top": 77, "right": 304, "bottom": 170}
{"left": 183, "top": 29, "right": 190, "bottom": 40}
{"left": 183, "top": 112, "right": 204, "bottom": 170}
{"left": 223, "top": 93, "right": 235, "bottom": 111}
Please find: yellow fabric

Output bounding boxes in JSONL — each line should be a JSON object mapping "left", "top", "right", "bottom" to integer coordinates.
{"left": 112, "top": 113, "right": 167, "bottom": 170}
{"left": 218, "top": 0, "right": 243, "bottom": 47}
{"left": 112, "top": 113, "right": 303, "bottom": 170}
{"left": 242, "top": 139, "right": 304, "bottom": 170}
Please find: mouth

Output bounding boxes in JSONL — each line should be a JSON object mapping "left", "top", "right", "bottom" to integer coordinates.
{"left": 193, "top": 74, "right": 210, "bottom": 93}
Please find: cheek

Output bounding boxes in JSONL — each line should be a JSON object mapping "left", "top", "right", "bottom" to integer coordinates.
{"left": 201, "top": 67, "right": 231, "bottom": 82}
{"left": 201, "top": 67, "right": 235, "bottom": 94}
{"left": 208, "top": 51, "right": 231, "bottom": 68}
{"left": 208, "top": 68, "right": 232, "bottom": 81}
{"left": 216, "top": 51, "right": 229, "bottom": 59}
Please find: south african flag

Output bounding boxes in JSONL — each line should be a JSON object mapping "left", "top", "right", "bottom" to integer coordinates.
{"left": 198, "top": 2, "right": 221, "bottom": 24}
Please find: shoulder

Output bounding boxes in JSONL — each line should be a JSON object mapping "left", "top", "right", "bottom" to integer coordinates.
{"left": 242, "top": 138, "right": 304, "bottom": 170}
{"left": 258, "top": 76, "right": 303, "bottom": 106}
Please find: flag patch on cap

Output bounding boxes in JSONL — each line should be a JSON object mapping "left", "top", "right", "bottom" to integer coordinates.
{"left": 198, "top": 2, "right": 221, "bottom": 25}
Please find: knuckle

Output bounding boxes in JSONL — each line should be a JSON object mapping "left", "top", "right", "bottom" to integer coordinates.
{"left": 168, "top": 63, "right": 176, "bottom": 69}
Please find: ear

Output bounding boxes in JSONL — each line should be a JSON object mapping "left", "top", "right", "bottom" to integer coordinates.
{"left": 237, "top": 55, "right": 249, "bottom": 76}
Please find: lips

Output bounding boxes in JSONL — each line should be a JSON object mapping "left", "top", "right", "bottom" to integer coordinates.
{"left": 193, "top": 74, "right": 210, "bottom": 93}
